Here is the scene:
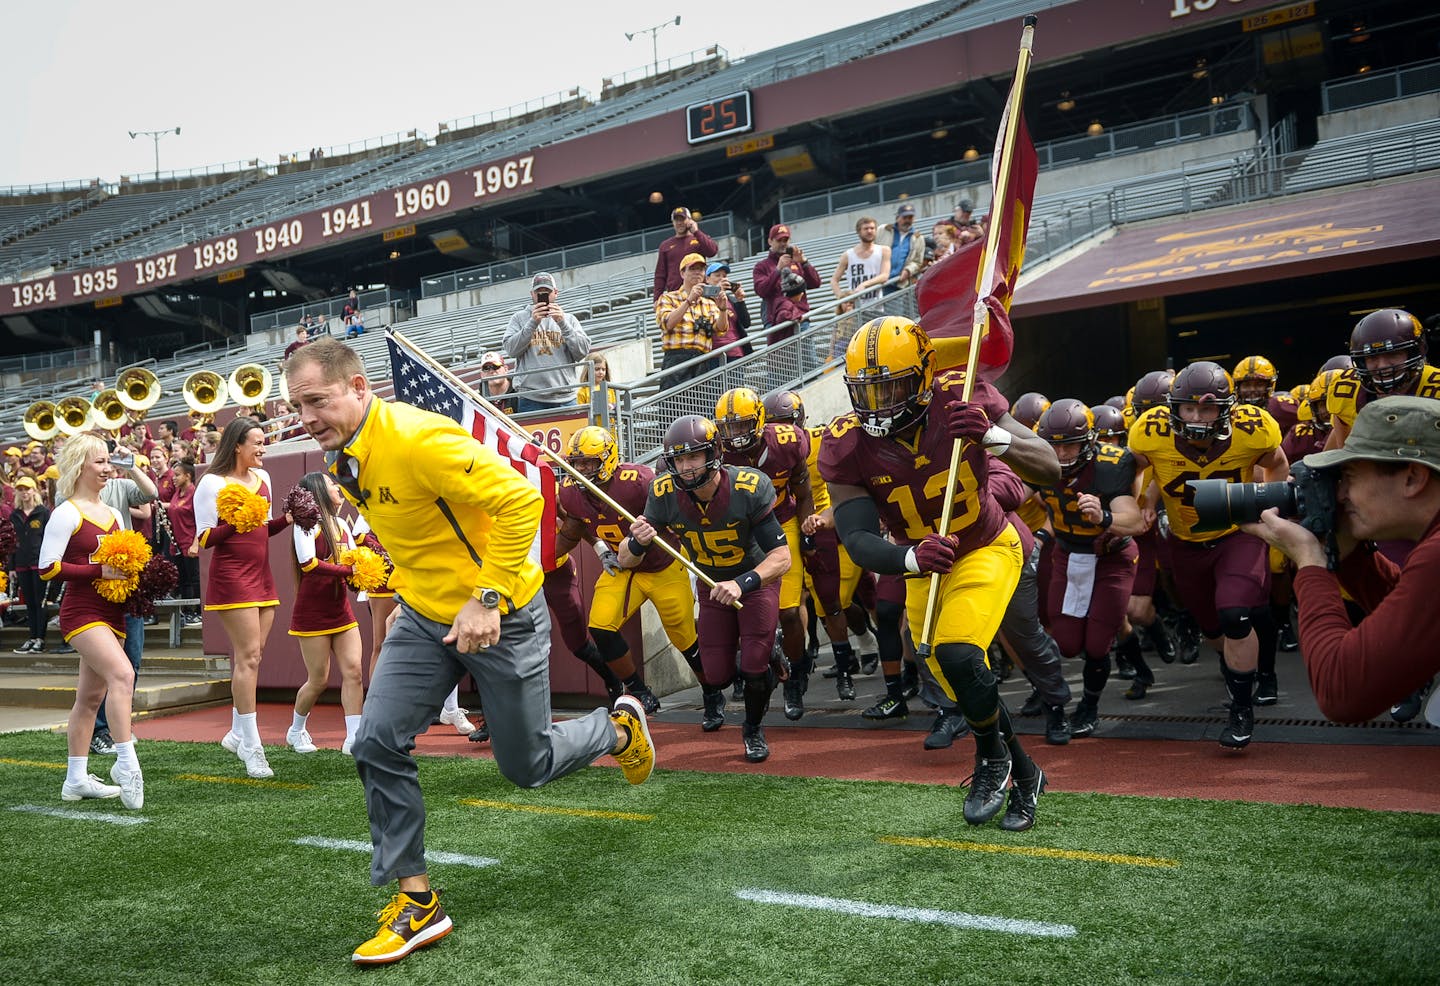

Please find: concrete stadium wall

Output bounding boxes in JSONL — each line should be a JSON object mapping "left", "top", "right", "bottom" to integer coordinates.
{"left": 1317, "top": 94, "right": 1440, "bottom": 141}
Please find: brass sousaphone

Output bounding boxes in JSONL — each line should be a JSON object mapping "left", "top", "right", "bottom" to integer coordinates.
{"left": 54, "top": 396, "right": 96, "bottom": 437}
{"left": 116, "top": 366, "right": 162, "bottom": 420}
{"left": 183, "top": 370, "right": 227, "bottom": 422}
{"left": 92, "top": 388, "right": 128, "bottom": 434}
{"left": 23, "top": 401, "right": 59, "bottom": 443}
{"left": 228, "top": 363, "right": 272, "bottom": 414}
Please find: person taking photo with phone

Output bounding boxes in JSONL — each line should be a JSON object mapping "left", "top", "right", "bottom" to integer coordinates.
{"left": 501, "top": 272, "right": 592, "bottom": 414}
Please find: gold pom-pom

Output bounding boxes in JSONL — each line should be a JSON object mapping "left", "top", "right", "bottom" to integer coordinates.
{"left": 94, "top": 574, "right": 140, "bottom": 603}
{"left": 0, "top": 570, "right": 7, "bottom": 595}
{"left": 340, "top": 546, "right": 390, "bottom": 592}
{"left": 92, "top": 529, "right": 152, "bottom": 578}
{"left": 216, "top": 483, "right": 268, "bottom": 534}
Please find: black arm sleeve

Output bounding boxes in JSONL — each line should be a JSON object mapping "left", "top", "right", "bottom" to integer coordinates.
{"left": 750, "top": 510, "right": 788, "bottom": 553}
{"left": 834, "top": 496, "right": 912, "bottom": 575}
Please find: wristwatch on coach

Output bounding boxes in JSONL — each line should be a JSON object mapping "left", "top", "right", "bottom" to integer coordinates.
{"left": 475, "top": 588, "right": 502, "bottom": 609}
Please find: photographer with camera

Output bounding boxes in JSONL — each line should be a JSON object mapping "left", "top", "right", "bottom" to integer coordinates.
{"left": 502, "top": 272, "right": 592, "bottom": 414}
{"left": 655, "top": 253, "right": 727, "bottom": 388}
{"left": 1239, "top": 396, "right": 1440, "bottom": 723}
{"left": 1128, "top": 362, "right": 1288, "bottom": 750}
{"left": 753, "top": 224, "right": 821, "bottom": 338}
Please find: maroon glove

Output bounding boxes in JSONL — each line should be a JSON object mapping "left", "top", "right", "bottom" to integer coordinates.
{"left": 944, "top": 400, "right": 991, "bottom": 441}
{"left": 912, "top": 533, "right": 959, "bottom": 574}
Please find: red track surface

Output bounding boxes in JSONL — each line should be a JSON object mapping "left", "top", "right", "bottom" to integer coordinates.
{"left": 139, "top": 702, "right": 1440, "bottom": 814}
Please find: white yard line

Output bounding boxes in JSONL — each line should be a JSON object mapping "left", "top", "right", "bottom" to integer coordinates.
{"left": 735, "top": 888, "right": 1078, "bottom": 939}
{"left": 10, "top": 804, "right": 148, "bottom": 826}
{"left": 293, "top": 836, "right": 499, "bottom": 869}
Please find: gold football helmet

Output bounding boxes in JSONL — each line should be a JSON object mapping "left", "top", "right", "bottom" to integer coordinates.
{"left": 715, "top": 387, "right": 766, "bottom": 453}
{"left": 1306, "top": 369, "right": 1343, "bottom": 431}
{"left": 1233, "top": 355, "right": 1278, "bottom": 405}
{"left": 565, "top": 425, "right": 620, "bottom": 484}
{"left": 843, "top": 316, "right": 935, "bottom": 437}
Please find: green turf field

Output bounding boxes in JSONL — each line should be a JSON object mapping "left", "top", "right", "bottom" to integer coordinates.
{"left": 4, "top": 730, "right": 1438, "bottom": 985}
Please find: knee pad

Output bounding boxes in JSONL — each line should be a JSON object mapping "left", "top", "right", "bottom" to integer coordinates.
{"left": 934, "top": 642, "right": 997, "bottom": 712}
{"left": 743, "top": 671, "right": 774, "bottom": 698}
{"left": 1217, "top": 607, "right": 1254, "bottom": 641}
{"left": 876, "top": 599, "right": 903, "bottom": 631}
{"left": 590, "top": 627, "right": 630, "bottom": 665}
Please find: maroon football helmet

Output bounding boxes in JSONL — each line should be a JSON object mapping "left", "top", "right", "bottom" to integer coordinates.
{"left": 1349, "top": 309, "right": 1427, "bottom": 395}
{"left": 1010, "top": 392, "right": 1051, "bottom": 430}
{"left": 1089, "top": 403, "right": 1126, "bottom": 445}
{"left": 662, "top": 414, "right": 723, "bottom": 491}
{"left": 1038, "top": 398, "right": 1096, "bottom": 476}
{"left": 1318, "top": 354, "right": 1354, "bottom": 374}
{"left": 763, "top": 390, "right": 805, "bottom": 428}
{"left": 1103, "top": 395, "right": 1126, "bottom": 411}
{"left": 1168, "top": 361, "right": 1236, "bottom": 442}
{"left": 1132, "top": 369, "right": 1176, "bottom": 413}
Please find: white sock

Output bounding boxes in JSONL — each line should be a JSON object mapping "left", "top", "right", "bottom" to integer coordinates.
{"left": 231, "top": 706, "right": 241, "bottom": 736}
{"left": 291, "top": 710, "right": 308, "bottom": 733}
{"left": 66, "top": 756, "right": 88, "bottom": 785}
{"left": 114, "top": 740, "right": 140, "bottom": 774}
{"left": 237, "top": 711, "right": 261, "bottom": 747}
{"left": 443, "top": 686, "right": 460, "bottom": 714}
{"left": 344, "top": 714, "right": 362, "bottom": 744}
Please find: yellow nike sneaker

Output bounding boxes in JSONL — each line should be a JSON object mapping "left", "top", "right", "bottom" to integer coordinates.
{"left": 611, "top": 695, "right": 655, "bottom": 785}
{"left": 351, "top": 891, "right": 453, "bottom": 965}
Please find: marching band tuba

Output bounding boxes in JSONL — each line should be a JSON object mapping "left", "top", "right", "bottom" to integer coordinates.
{"left": 54, "top": 396, "right": 95, "bottom": 437}
{"left": 116, "top": 367, "right": 162, "bottom": 420}
{"left": 92, "top": 388, "right": 128, "bottom": 434}
{"left": 183, "top": 370, "right": 227, "bottom": 422}
{"left": 228, "top": 363, "right": 272, "bottom": 414}
{"left": 23, "top": 401, "right": 59, "bottom": 443}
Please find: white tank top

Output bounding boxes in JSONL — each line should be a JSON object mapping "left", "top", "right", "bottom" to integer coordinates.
{"left": 842, "top": 247, "right": 885, "bottom": 303}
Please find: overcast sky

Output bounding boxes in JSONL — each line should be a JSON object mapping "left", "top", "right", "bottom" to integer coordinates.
{"left": 3, "top": 0, "right": 927, "bottom": 188}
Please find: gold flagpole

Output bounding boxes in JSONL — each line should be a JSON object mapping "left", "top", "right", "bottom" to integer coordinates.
{"left": 916, "top": 14, "right": 1037, "bottom": 657}
{"left": 388, "top": 329, "right": 736, "bottom": 604}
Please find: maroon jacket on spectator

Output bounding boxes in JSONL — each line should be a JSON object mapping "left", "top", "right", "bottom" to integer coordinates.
{"left": 654, "top": 229, "right": 718, "bottom": 300}
{"left": 1293, "top": 509, "right": 1440, "bottom": 722}
{"left": 753, "top": 252, "right": 821, "bottom": 328}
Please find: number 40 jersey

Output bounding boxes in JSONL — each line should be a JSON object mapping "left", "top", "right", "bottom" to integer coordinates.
{"left": 1128, "top": 403, "right": 1281, "bottom": 542}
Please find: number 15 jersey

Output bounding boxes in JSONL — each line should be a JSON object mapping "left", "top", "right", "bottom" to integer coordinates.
{"left": 643, "top": 465, "right": 781, "bottom": 581}
{"left": 1128, "top": 403, "right": 1280, "bottom": 542}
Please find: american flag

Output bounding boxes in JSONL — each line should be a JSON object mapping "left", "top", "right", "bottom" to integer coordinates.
{"left": 387, "top": 332, "right": 558, "bottom": 570}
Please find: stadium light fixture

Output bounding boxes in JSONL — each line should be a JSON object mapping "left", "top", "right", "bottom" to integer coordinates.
{"left": 626, "top": 15, "right": 681, "bottom": 78}
{"left": 1087, "top": 120, "right": 1104, "bottom": 136}
{"left": 1056, "top": 91, "right": 1075, "bottom": 112}
{"left": 648, "top": 191, "right": 665, "bottom": 204}
{"left": 861, "top": 170, "right": 877, "bottom": 184}
{"left": 962, "top": 146, "right": 979, "bottom": 161}
{"left": 129, "top": 126, "right": 181, "bottom": 180}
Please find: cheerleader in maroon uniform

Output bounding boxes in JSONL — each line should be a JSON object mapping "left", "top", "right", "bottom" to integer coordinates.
{"left": 288, "top": 472, "right": 364, "bottom": 754}
{"left": 193, "top": 416, "right": 291, "bottom": 779}
{"left": 39, "top": 433, "right": 144, "bottom": 808}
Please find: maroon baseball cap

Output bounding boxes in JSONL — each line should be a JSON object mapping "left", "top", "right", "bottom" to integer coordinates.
{"left": 768, "top": 224, "right": 791, "bottom": 241}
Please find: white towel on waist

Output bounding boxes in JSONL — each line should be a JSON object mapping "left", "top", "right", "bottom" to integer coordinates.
{"left": 1061, "top": 551, "right": 1098, "bottom": 619}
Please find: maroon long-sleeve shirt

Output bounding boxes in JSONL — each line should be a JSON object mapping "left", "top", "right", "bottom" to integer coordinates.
{"left": 753, "top": 251, "right": 821, "bottom": 328}
{"left": 653, "top": 228, "right": 718, "bottom": 300}
{"left": 1293, "top": 507, "right": 1440, "bottom": 722}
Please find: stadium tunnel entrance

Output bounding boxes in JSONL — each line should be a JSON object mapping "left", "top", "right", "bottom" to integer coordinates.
{"left": 1006, "top": 175, "right": 1440, "bottom": 399}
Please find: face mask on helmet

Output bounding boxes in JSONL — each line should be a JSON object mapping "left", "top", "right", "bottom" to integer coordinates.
{"left": 1351, "top": 309, "right": 1427, "bottom": 395}
{"left": 1168, "top": 363, "right": 1235, "bottom": 443}
{"left": 844, "top": 317, "right": 936, "bottom": 438}
{"left": 1039, "top": 399, "right": 1096, "bottom": 476}
{"left": 762, "top": 391, "right": 804, "bottom": 428}
{"left": 1233, "top": 356, "right": 1277, "bottom": 406}
{"left": 662, "top": 416, "right": 722, "bottom": 492}
{"left": 715, "top": 389, "right": 766, "bottom": 453}
{"left": 565, "top": 426, "right": 618, "bottom": 484}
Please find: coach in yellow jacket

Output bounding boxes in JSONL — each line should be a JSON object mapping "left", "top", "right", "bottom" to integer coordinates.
{"left": 285, "top": 339, "right": 655, "bottom": 967}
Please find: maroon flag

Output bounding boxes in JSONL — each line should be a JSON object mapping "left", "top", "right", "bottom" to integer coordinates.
{"left": 916, "top": 116, "right": 1038, "bottom": 380}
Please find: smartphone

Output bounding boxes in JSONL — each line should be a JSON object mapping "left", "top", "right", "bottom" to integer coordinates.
{"left": 701, "top": 284, "right": 722, "bottom": 299}
{"left": 783, "top": 246, "right": 794, "bottom": 256}
{"left": 535, "top": 289, "right": 551, "bottom": 303}
{"left": 109, "top": 452, "right": 135, "bottom": 470}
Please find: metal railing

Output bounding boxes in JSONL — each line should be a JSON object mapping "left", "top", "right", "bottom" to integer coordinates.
{"left": 248, "top": 287, "right": 406, "bottom": 334}
{"left": 439, "top": 89, "right": 593, "bottom": 135}
{"left": 780, "top": 102, "right": 1254, "bottom": 224}
{"left": 1323, "top": 58, "right": 1440, "bottom": 115}
{"left": 602, "top": 46, "right": 728, "bottom": 92}
{"left": 119, "top": 159, "right": 265, "bottom": 185}
{"left": 420, "top": 215, "right": 735, "bottom": 298}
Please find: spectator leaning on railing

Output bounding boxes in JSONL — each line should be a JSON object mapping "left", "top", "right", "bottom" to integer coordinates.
{"left": 1243, "top": 395, "right": 1440, "bottom": 723}
{"left": 502, "top": 272, "right": 591, "bottom": 413}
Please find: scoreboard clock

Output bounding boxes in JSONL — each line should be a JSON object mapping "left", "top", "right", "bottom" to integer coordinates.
{"left": 686, "top": 91, "right": 753, "bottom": 145}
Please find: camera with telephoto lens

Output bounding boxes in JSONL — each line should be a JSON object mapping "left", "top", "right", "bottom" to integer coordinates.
{"left": 1188, "top": 462, "right": 1340, "bottom": 566}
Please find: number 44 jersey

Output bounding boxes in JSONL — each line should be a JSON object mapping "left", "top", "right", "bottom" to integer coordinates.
{"left": 643, "top": 465, "right": 780, "bottom": 581}
{"left": 1128, "top": 403, "right": 1281, "bottom": 542}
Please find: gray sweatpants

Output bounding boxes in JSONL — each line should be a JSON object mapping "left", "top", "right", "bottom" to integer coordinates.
{"left": 353, "top": 594, "right": 615, "bottom": 886}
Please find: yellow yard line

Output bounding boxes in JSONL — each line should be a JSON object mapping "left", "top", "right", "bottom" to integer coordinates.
{"left": 460, "top": 797, "right": 654, "bottom": 822}
{"left": 173, "top": 773, "right": 313, "bottom": 791}
{"left": 879, "top": 834, "right": 1179, "bottom": 869}
{"left": 0, "top": 757, "right": 65, "bottom": 770}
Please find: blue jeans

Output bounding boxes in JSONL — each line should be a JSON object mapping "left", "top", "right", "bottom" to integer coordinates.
{"left": 95, "top": 614, "right": 144, "bottom": 733}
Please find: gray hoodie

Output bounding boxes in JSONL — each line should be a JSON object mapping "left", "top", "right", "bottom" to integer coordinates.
{"left": 500, "top": 304, "right": 591, "bottom": 404}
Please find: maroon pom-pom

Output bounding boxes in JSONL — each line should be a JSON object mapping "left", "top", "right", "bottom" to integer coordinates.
{"left": 126, "top": 557, "right": 180, "bottom": 619}
{"left": 0, "top": 519, "right": 16, "bottom": 558}
{"left": 285, "top": 485, "right": 321, "bottom": 532}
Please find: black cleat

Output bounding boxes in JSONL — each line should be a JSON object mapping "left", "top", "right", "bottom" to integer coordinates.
{"left": 836, "top": 671, "right": 855, "bottom": 701}
{"left": 861, "top": 696, "right": 909, "bottom": 721}
{"left": 1070, "top": 701, "right": 1099, "bottom": 738}
{"left": 468, "top": 725, "right": 490, "bottom": 744}
{"left": 923, "top": 710, "right": 971, "bottom": 750}
{"left": 1277, "top": 622, "right": 1299, "bottom": 653}
{"left": 605, "top": 681, "right": 625, "bottom": 705}
{"left": 1177, "top": 626, "right": 1201, "bottom": 665}
{"left": 860, "top": 653, "right": 879, "bottom": 675}
{"left": 629, "top": 683, "right": 661, "bottom": 715}
{"left": 1150, "top": 625, "right": 1177, "bottom": 664}
{"left": 900, "top": 666, "right": 919, "bottom": 701}
{"left": 1220, "top": 705, "right": 1254, "bottom": 749}
{"left": 701, "top": 690, "right": 726, "bottom": 732}
{"left": 1391, "top": 688, "right": 1425, "bottom": 723}
{"left": 963, "top": 753, "right": 1013, "bottom": 825}
{"left": 1114, "top": 653, "right": 1137, "bottom": 680}
{"left": 731, "top": 677, "right": 745, "bottom": 701}
{"left": 999, "top": 767, "right": 1046, "bottom": 832}
{"left": 741, "top": 723, "right": 769, "bottom": 762}
{"left": 1255, "top": 673, "right": 1278, "bottom": 707}
{"left": 821, "top": 665, "right": 838, "bottom": 679}
{"left": 1044, "top": 704, "right": 1070, "bottom": 745}
{"left": 783, "top": 678, "right": 805, "bottom": 720}
{"left": 1018, "top": 689, "right": 1044, "bottom": 718}
{"left": 1124, "top": 674, "right": 1153, "bottom": 700}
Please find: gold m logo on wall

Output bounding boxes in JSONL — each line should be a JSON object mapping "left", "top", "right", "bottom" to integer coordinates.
{"left": 1088, "top": 216, "right": 1383, "bottom": 289}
